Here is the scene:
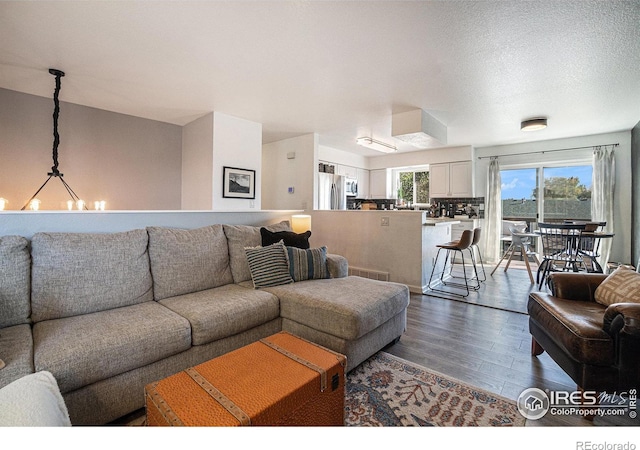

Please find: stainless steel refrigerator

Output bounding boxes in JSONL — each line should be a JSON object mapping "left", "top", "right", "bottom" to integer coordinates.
{"left": 317, "top": 172, "right": 346, "bottom": 210}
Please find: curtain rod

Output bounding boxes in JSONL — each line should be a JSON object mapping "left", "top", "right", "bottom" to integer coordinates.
{"left": 477, "top": 143, "right": 619, "bottom": 160}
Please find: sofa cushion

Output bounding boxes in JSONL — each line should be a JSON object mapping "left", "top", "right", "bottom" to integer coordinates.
{"left": 30, "top": 230, "right": 153, "bottom": 322}
{"left": 286, "top": 246, "right": 329, "bottom": 282}
{"left": 528, "top": 294, "right": 614, "bottom": 366}
{"left": 223, "top": 221, "right": 291, "bottom": 283}
{"left": 158, "top": 284, "right": 280, "bottom": 346}
{"left": 594, "top": 267, "right": 640, "bottom": 307}
{"left": 0, "top": 371, "right": 71, "bottom": 427}
{"left": 265, "top": 276, "right": 410, "bottom": 341}
{"left": 147, "top": 225, "right": 234, "bottom": 301}
{"left": 0, "top": 236, "right": 31, "bottom": 328}
{"left": 0, "top": 324, "right": 34, "bottom": 389}
{"left": 245, "top": 241, "right": 294, "bottom": 288}
{"left": 33, "top": 301, "right": 191, "bottom": 393}
{"left": 261, "top": 227, "right": 311, "bottom": 249}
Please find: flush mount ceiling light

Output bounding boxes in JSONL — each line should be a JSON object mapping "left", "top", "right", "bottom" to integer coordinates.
{"left": 356, "top": 137, "right": 397, "bottom": 153}
{"left": 392, "top": 109, "right": 447, "bottom": 148}
{"left": 521, "top": 117, "right": 548, "bottom": 131}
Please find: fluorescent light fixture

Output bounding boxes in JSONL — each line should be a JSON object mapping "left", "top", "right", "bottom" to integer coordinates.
{"left": 356, "top": 137, "right": 397, "bottom": 153}
{"left": 521, "top": 117, "right": 547, "bottom": 131}
{"left": 392, "top": 109, "right": 447, "bottom": 147}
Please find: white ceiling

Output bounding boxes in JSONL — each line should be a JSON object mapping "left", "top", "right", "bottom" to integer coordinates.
{"left": 1, "top": 1, "right": 639, "bottom": 157}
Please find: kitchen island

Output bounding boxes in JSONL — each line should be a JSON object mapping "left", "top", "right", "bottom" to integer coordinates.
{"left": 309, "top": 211, "right": 459, "bottom": 293}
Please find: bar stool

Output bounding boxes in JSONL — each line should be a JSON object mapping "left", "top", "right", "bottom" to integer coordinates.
{"left": 452, "top": 227, "right": 486, "bottom": 282}
{"left": 425, "top": 229, "right": 479, "bottom": 298}
{"left": 471, "top": 227, "right": 486, "bottom": 282}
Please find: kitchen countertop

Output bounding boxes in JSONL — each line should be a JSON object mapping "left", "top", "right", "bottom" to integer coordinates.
{"left": 424, "top": 218, "right": 461, "bottom": 226}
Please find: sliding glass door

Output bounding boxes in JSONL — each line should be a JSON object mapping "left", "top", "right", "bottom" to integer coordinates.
{"left": 501, "top": 163, "right": 592, "bottom": 224}
{"left": 542, "top": 166, "right": 592, "bottom": 222}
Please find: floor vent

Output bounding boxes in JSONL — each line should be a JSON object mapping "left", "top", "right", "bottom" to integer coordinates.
{"left": 349, "top": 267, "right": 390, "bottom": 282}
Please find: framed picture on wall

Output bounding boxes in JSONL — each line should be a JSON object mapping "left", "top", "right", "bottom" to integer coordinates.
{"left": 222, "top": 166, "right": 255, "bottom": 199}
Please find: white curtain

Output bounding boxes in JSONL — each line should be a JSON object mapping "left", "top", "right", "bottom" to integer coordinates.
{"left": 482, "top": 158, "right": 502, "bottom": 263}
{"left": 592, "top": 145, "right": 615, "bottom": 271}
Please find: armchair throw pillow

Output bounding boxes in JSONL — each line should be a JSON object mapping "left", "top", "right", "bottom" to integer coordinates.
{"left": 594, "top": 266, "right": 640, "bottom": 306}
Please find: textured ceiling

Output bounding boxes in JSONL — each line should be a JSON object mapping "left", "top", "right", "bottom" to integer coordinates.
{"left": 1, "top": 1, "right": 639, "bottom": 157}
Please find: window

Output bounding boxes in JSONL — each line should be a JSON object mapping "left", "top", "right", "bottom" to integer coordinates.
{"left": 501, "top": 168, "right": 537, "bottom": 220}
{"left": 395, "top": 168, "right": 429, "bottom": 206}
{"left": 500, "top": 164, "right": 592, "bottom": 222}
{"left": 542, "top": 166, "right": 592, "bottom": 221}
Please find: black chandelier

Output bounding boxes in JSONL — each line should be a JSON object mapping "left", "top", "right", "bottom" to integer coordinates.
{"left": 21, "top": 69, "right": 87, "bottom": 210}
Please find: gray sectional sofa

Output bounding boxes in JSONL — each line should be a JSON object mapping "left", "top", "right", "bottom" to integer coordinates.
{"left": 0, "top": 221, "right": 409, "bottom": 425}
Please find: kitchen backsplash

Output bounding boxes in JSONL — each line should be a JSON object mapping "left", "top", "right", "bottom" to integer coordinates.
{"left": 429, "top": 197, "right": 485, "bottom": 218}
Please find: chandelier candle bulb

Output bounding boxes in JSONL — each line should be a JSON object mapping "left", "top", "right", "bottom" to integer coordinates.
{"left": 29, "top": 199, "right": 41, "bottom": 211}
{"left": 76, "top": 200, "right": 85, "bottom": 210}
{"left": 0, "top": 198, "right": 6, "bottom": 210}
{"left": 67, "top": 200, "right": 74, "bottom": 211}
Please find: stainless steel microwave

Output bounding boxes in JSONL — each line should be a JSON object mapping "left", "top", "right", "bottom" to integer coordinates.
{"left": 345, "top": 178, "right": 358, "bottom": 197}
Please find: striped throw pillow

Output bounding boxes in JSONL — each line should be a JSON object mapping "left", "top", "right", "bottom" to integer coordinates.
{"left": 286, "top": 246, "right": 329, "bottom": 282}
{"left": 244, "top": 241, "right": 294, "bottom": 288}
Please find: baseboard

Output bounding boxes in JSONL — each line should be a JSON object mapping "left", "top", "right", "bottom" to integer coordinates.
{"left": 348, "top": 266, "right": 390, "bottom": 282}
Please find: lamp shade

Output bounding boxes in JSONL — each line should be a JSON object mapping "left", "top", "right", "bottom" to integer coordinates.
{"left": 291, "top": 215, "right": 312, "bottom": 233}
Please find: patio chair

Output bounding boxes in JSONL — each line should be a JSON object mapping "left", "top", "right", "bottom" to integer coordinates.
{"left": 536, "top": 222, "right": 586, "bottom": 289}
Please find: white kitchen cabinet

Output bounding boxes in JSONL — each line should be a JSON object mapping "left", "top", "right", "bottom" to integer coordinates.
{"left": 450, "top": 219, "right": 483, "bottom": 241}
{"left": 335, "top": 164, "right": 358, "bottom": 178}
{"left": 357, "top": 167, "right": 369, "bottom": 198}
{"left": 369, "top": 169, "right": 390, "bottom": 199}
{"left": 429, "top": 161, "right": 473, "bottom": 198}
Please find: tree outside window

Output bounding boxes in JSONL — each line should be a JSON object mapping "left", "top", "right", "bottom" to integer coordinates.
{"left": 397, "top": 170, "right": 429, "bottom": 205}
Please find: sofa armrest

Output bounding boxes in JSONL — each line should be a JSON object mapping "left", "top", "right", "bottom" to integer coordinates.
{"left": 326, "top": 254, "right": 348, "bottom": 278}
{"left": 547, "top": 272, "right": 609, "bottom": 302}
{"left": 603, "top": 303, "right": 640, "bottom": 388}
{"left": 603, "top": 303, "right": 640, "bottom": 337}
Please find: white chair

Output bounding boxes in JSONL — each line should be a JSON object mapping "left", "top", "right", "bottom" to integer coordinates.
{"left": 491, "top": 223, "right": 540, "bottom": 284}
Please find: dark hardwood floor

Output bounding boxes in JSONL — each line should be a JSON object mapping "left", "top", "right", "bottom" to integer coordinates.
{"left": 385, "top": 265, "right": 634, "bottom": 427}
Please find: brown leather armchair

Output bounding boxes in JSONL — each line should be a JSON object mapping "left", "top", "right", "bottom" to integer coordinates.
{"left": 528, "top": 272, "right": 640, "bottom": 393}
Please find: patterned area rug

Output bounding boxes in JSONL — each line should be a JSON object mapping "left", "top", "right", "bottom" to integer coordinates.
{"left": 346, "top": 352, "right": 526, "bottom": 426}
{"left": 123, "top": 351, "right": 525, "bottom": 427}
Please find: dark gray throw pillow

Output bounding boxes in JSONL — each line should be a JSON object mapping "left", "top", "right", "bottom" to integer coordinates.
{"left": 260, "top": 227, "right": 311, "bottom": 249}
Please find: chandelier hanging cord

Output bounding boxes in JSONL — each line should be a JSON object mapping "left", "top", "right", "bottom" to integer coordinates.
{"left": 21, "top": 68, "right": 88, "bottom": 210}
{"left": 49, "top": 69, "right": 63, "bottom": 176}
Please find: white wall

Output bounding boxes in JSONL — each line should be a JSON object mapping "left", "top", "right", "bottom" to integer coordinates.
{"left": 181, "top": 111, "right": 263, "bottom": 211}
{"left": 0, "top": 210, "right": 300, "bottom": 239}
{"left": 0, "top": 88, "right": 182, "bottom": 210}
{"left": 318, "top": 145, "right": 368, "bottom": 169}
{"left": 212, "top": 112, "right": 263, "bottom": 211}
{"left": 262, "top": 133, "right": 317, "bottom": 211}
{"left": 475, "top": 131, "right": 633, "bottom": 264}
{"left": 182, "top": 113, "right": 214, "bottom": 209}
